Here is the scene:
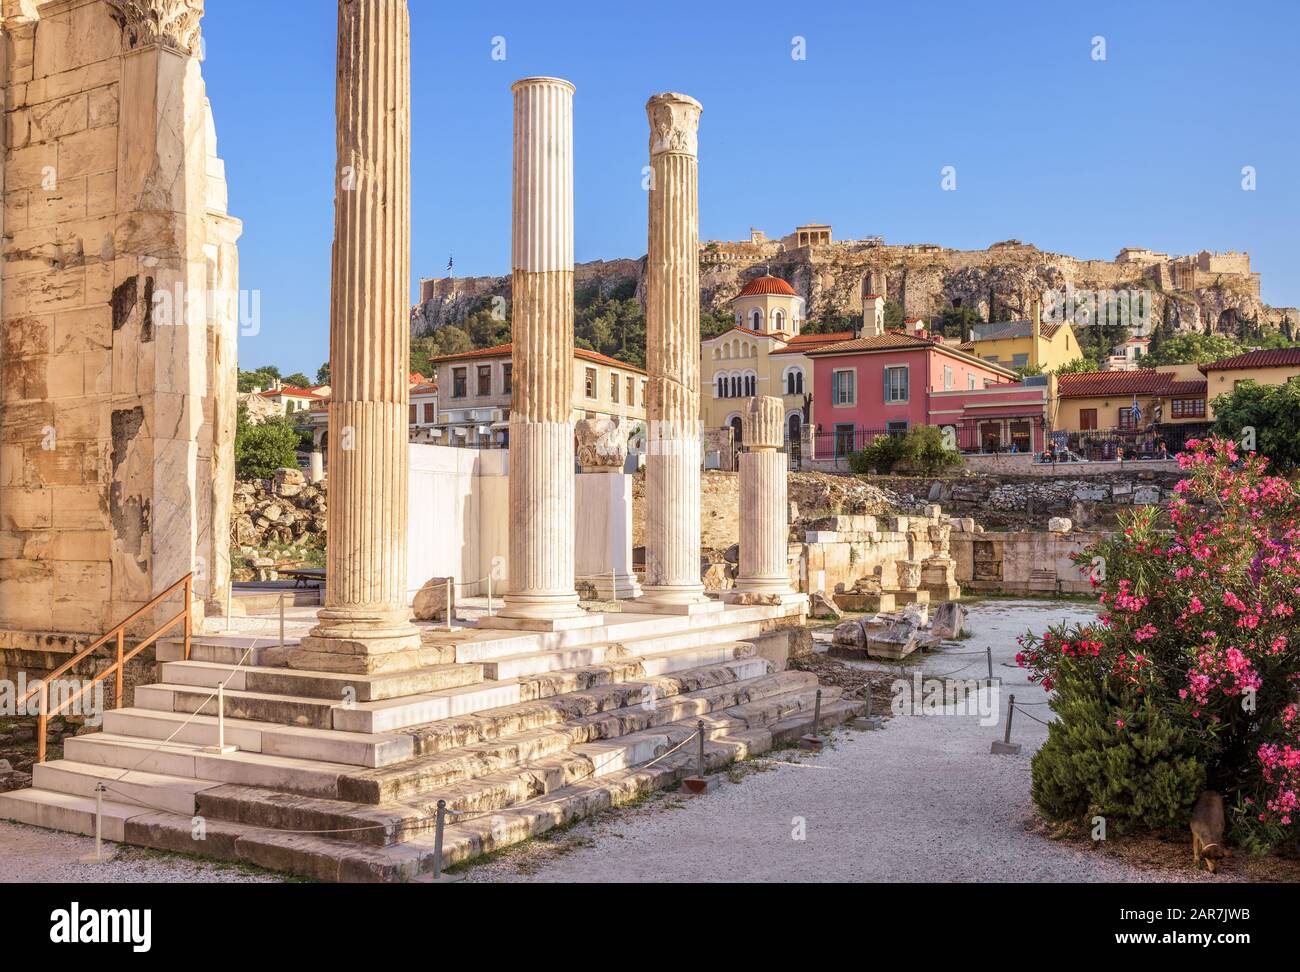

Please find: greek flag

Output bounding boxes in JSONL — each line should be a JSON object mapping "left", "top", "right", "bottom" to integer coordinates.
{"left": 1131, "top": 394, "right": 1142, "bottom": 425}
{"left": 446, "top": 254, "right": 454, "bottom": 274}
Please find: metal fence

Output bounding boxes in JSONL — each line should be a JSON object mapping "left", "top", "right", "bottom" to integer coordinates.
{"left": 1054, "top": 422, "right": 1213, "bottom": 462}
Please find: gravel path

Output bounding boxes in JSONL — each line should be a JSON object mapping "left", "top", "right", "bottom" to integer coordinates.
{"left": 465, "top": 599, "right": 1215, "bottom": 883}
{"left": 0, "top": 820, "right": 284, "bottom": 883}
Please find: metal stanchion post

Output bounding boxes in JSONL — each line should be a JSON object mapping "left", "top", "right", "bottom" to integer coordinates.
{"left": 683, "top": 720, "right": 717, "bottom": 794}
{"left": 991, "top": 692, "right": 1022, "bottom": 754}
{"left": 278, "top": 592, "right": 285, "bottom": 649}
{"left": 204, "top": 683, "right": 237, "bottom": 755}
{"left": 854, "top": 681, "right": 883, "bottom": 730}
{"left": 415, "top": 798, "right": 463, "bottom": 883}
{"left": 78, "top": 783, "right": 114, "bottom": 864}
{"left": 986, "top": 647, "right": 993, "bottom": 682}
{"left": 800, "top": 689, "right": 826, "bottom": 751}
{"left": 445, "top": 579, "right": 454, "bottom": 632}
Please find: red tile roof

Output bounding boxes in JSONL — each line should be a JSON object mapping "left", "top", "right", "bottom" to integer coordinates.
{"left": 769, "top": 331, "right": 855, "bottom": 355}
{"left": 258, "top": 386, "right": 326, "bottom": 400}
{"left": 732, "top": 275, "right": 797, "bottom": 299}
{"left": 1200, "top": 347, "right": 1300, "bottom": 371}
{"left": 1057, "top": 370, "right": 1206, "bottom": 399}
{"left": 430, "top": 342, "right": 645, "bottom": 374}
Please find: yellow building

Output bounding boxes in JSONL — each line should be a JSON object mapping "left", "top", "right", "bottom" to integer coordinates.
{"left": 1052, "top": 365, "right": 1208, "bottom": 432}
{"left": 700, "top": 275, "right": 852, "bottom": 445}
{"left": 958, "top": 317, "right": 1081, "bottom": 373}
{"left": 1199, "top": 348, "right": 1300, "bottom": 419}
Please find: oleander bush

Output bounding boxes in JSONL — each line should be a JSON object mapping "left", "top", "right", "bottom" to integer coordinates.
{"left": 1018, "top": 438, "right": 1300, "bottom": 852}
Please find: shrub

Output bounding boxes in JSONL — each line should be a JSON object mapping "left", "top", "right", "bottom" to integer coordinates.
{"left": 1018, "top": 437, "right": 1300, "bottom": 851}
{"left": 847, "top": 426, "right": 962, "bottom": 476}
{"left": 1030, "top": 656, "right": 1206, "bottom": 831}
{"left": 235, "top": 407, "right": 302, "bottom": 480}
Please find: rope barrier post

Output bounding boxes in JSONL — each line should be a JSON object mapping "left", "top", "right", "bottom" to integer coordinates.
{"left": 986, "top": 646, "right": 993, "bottom": 683}
{"left": 278, "top": 592, "right": 286, "bottom": 649}
{"left": 204, "top": 683, "right": 238, "bottom": 755}
{"left": 445, "top": 578, "right": 454, "bottom": 632}
{"left": 853, "top": 681, "right": 882, "bottom": 730}
{"left": 415, "top": 799, "right": 463, "bottom": 883}
{"left": 78, "top": 783, "right": 115, "bottom": 865}
{"left": 991, "top": 692, "right": 1022, "bottom": 755}
{"left": 799, "top": 689, "right": 826, "bottom": 751}
{"left": 683, "top": 721, "right": 717, "bottom": 794}
{"left": 226, "top": 579, "right": 234, "bottom": 632}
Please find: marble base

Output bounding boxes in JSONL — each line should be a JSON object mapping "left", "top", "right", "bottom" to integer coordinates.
{"left": 631, "top": 595, "right": 725, "bottom": 617}
{"left": 721, "top": 590, "right": 806, "bottom": 609}
{"left": 579, "top": 574, "right": 643, "bottom": 600}
{"left": 287, "top": 618, "right": 424, "bottom": 675}
{"left": 484, "top": 613, "right": 605, "bottom": 632}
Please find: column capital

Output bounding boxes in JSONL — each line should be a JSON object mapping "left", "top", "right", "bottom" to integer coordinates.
{"left": 107, "top": 0, "right": 204, "bottom": 56}
{"left": 744, "top": 396, "right": 785, "bottom": 450}
{"left": 646, "top": 92, "right": 702, "bottom": 158}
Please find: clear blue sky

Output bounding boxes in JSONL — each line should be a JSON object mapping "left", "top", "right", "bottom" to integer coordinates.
{"left": 202, "top": 0, "right": 1300, "bottom": 377}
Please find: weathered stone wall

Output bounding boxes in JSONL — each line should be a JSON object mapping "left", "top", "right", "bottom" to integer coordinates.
{"left": 0, "top": 0, "right": 239, "bottom": 639}
{"left": 952, "top": 527, "right": 1101, "bottom": 595}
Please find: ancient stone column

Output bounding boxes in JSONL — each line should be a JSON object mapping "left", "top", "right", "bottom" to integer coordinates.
{"left": 495, "top": 78, "right": 595, "bottom": 631}
{"left": 291, "top": 0, "right": 421, "bottom": 673}
{"left": 728, "top": 397, "right": 797, "bottom": 602}
{"left": 641, "top": 93, "right": 715, "bottom": 614}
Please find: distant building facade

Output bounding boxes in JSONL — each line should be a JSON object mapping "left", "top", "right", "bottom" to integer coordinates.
{"left": 431, "top": 344, "right": 646, "bottom": 448}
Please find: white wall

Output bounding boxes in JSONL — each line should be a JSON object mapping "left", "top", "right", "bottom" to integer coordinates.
{"left": 407, "top": 444, "right": 509, "bottom": 601}
{"left": 406, "top": 444, "right": 633, "bottom": 604}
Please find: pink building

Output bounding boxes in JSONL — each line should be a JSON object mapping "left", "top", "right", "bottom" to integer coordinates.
{"left": 805, "top": 332, "right": 1045, "bottom": 458}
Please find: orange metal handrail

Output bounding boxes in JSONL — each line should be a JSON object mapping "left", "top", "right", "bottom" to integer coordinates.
{"left": 22, "top": 573, "right": 194, "bottom": 764}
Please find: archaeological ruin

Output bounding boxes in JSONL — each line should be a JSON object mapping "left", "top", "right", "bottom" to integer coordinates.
{"left": 0, "top": 0, "right": 897, "bottom": 881}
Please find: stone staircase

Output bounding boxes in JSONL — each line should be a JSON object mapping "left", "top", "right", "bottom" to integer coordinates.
{"left": 0, "top": 601, "right": 859, "bottom": 882}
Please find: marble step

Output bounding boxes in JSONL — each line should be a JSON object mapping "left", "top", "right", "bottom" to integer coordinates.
{"left": 156, "top": 659, "right": 485, "bottom": 702}
{"left": 101, "top": 708, "right": 414, "bottom": 768}
{"left": 31, "top": 687, "right": 858, "bottom": 882}
{"left": 0, "top": 788, "right": 149, "bottom": 843}
{"left": 158, "top": 636, "right": 459, "bottom": 669}
{"left": 340, "top": 666, "right": 811, "bottom": 803}
{"left": 32, "top": 760, "right": 220, "bottom": 816}
{"left": 401, "top": 657, "right": 772, "bottom": 757}
{"left": 61, "top": 734, "right": 356, "bottom": 799}
{"left": 476, "top": 622, "right": 764, "bottom": 679}
{"left": 194, "top": 681, "right": 839, "bottom": 847}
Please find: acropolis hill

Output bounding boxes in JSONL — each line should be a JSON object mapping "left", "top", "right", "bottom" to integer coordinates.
{"left": 413, "top": 228, "right": 1297, "bottom": 337}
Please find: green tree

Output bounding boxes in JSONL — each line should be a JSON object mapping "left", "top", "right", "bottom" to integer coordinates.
{"left": 932, "top": 305, "right": 981, "bottom": 342}
{"left": 237, "top": 365, "right": 281, "bottom": 393}
{"left": 1054, "top": 355, "right": 1102, "bottom": 374}
{"left": 1212, "top": 379, "right": 1300, "bottom": 470}
{"left": 234, "top": 405, "right": 302, "bottom": 479}
{"left": 315, "top": 362, "right": 331, "bottom": 385}
{"left": 1139, "top": 333, "right": 1244, "bottom": 368}
{"left": 282, "top": 373, "right": 312, "bottom": 389}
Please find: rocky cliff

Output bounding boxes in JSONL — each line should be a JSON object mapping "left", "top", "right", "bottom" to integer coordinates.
{"left": 413, "top": 239, "right": 1295, "bottom": 339}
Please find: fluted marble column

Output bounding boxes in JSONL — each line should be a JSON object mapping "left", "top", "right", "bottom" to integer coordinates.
{"left": 728, "top": 397, "right": 797, "bottom": 601}
{"left": 495, "top": 78, "right": 596, "bottom": 631}
{"left": 291, "top": 0, "right": 421, "bottom": 673}
{"left": 641, "top": 93, "right": 715, "bottom": 614}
